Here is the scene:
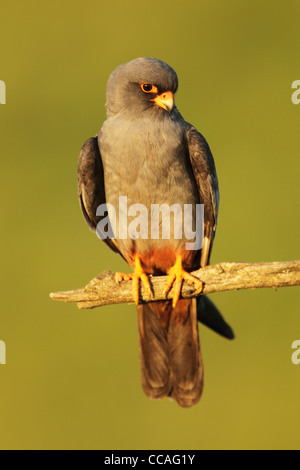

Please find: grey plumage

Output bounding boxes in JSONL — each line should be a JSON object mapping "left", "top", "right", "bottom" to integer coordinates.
{"left": 77, "top": 57, "right": 234, "bottom": 408}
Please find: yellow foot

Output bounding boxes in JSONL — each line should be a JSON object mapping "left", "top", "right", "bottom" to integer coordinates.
{"left": 115, "top": 256, "right": 152, "bottom": 305}
{"left": 162, "top": 255, "right": 203, "bottom": 307}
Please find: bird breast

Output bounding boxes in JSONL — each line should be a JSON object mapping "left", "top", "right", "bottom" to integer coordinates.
{"left": 98, "top": 114, "right": 200, "bottom": 260}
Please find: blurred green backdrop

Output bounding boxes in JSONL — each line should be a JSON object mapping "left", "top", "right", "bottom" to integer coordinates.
{"left": 0, "top": 0, "right": 299, "bottom": 450}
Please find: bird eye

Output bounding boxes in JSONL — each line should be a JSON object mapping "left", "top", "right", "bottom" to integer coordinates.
{"left": 140, "top": 83, "right": 158, "bottom": 94}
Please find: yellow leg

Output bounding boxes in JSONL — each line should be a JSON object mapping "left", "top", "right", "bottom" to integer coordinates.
{"left": 162, "top": 255, "right": 203, "bottom": 307}
{"left": 115, "top": 256, "right": 152, "bottom": 305}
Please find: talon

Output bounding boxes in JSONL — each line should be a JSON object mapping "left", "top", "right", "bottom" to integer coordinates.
{"left": 163, "top": 255, "right": 203, "bottom": 307}
{"left": 162, "top": 273, "right": 176, "bottom": 297}
{"left": 114, "top": 256, "right": 152, "bottom": 305}
{"left": 182, "top": 272, "right": 203, "bottom": 295}
{"left": 115, "top": 272, "right": 133, "bottom": 285}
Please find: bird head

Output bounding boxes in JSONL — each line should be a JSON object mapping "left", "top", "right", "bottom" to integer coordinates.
{"left": 106, "top": 57, "right": 178, "bottom": 117}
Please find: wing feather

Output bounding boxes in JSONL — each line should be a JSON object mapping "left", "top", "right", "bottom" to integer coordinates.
{"left": 77, "top": 136, "right": 120, "bottom": 254}
{"left": 184, "top": 123, "right": 219, "bottom": 267}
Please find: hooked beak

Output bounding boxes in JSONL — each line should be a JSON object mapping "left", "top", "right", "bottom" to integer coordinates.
{"left": 151, "top": 91, "right": 174, "bottom": 112}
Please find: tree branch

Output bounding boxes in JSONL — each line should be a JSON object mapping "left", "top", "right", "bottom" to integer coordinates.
{"left": 49, "top": 260, "right": 300, "bottom": 310}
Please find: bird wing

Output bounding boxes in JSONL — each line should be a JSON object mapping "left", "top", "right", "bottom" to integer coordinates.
{"left": 184, "top": 122, "right": 219, "bottom": 267}
{"left": 77, "top": 136, "right": 120, "bottom": 255}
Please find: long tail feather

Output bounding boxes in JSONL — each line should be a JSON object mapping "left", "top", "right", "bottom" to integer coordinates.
{"left": 137, "top": 302, "right": 172, "bottom": 399}
{"left": 137, "top": 298, "right": 203, "bottom": 407}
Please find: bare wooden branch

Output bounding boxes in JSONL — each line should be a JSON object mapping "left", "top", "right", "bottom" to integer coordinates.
{"left": 49, "top": 260, "right": 300, "bottom": 310}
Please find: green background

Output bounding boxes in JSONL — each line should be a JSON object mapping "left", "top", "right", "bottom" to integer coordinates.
{"left": 0, "top": 0, "right": 299, "bottom": 450}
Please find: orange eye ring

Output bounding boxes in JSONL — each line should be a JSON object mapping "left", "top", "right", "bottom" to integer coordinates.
{"left": 140, "top": 83, "right": 158, "bottom": 94}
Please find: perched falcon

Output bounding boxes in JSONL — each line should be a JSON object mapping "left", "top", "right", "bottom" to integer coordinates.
{"left": 78, "top": 58, "right": 233, "bottom": 408}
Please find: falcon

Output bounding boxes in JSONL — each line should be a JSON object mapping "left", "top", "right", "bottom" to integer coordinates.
{"left": 78, "top": 58, "right": 233, "bottom": 407}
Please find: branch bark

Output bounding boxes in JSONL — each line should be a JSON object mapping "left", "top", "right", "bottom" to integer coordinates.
{"left": 50, "top": 260, "right": 300, "bottom": 310}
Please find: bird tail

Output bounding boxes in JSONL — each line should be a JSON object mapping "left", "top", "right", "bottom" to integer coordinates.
{"left": 137, "top": 298, "right": 203, "bottom": 408}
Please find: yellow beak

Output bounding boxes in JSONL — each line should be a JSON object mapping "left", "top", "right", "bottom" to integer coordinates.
{"left": 151, "top": 91, "right": 174, "bottom": 112}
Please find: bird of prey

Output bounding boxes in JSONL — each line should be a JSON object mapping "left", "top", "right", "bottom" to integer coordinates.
{"left": 78, "top": 58, "right": 234, "bottom": 408}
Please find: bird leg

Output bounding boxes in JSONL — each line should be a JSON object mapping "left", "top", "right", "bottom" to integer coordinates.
{"left": 163, "top": 254, "right": 203, "bottom": 307}
{"left": 115, "top": 256, "right": 152, "bottom": 305}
